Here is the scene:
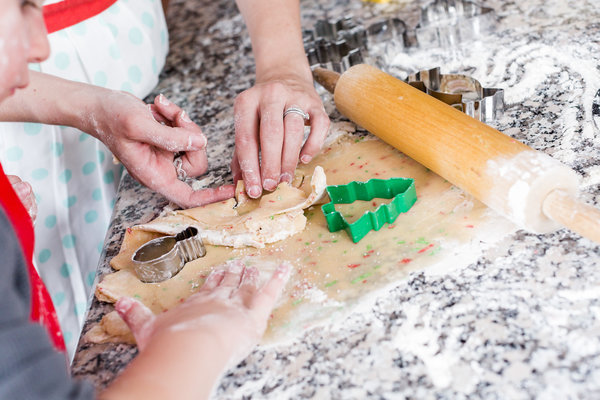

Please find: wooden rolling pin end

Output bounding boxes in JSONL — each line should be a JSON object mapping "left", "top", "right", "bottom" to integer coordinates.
{"left": 312, "top": 67, "right": 340, "bottom": 94}
{"left": 542, "top": 189, "right": 600, "bottom": 245}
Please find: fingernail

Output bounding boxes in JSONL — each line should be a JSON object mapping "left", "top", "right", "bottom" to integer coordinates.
{"left": 300, "top": 155, "right": 312, "bottom": 164}
{"left": 191, "top": 134, "right": 206, "bottom": 149}
{"left": 248, "top": 185, "right": 261, "bottom": 198}
{"left": 280, "top": 173, "right": 292, "bottom": 184}
{"left": 115, "top": 297, "right": 134, "bottom": 314}
{"left": 13, "top": 181, "right": 31, "bottom": 198}
{"left": 275, "top": 263, "right": 291, "bottom": 280}
{"left": 263, "top": 178, "right": 278, "bottom": 191}
{"left": 227, "top": 261, "right": 244, "bottom": 274}
{"left": 158, "top": 93, "right": 171, "bottom": 105}
{"left": 179, "top": 110, "right": 192, "bottom": 123}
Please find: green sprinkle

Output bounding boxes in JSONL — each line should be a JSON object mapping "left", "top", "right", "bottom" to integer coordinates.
{"left": 270, "top": 215, "right": 274, "bottom": 220}
{"left": 366, "top": 244, "right": 372, "bottom": 251}
{"left": 318, "top": 246, "right": 323, "bottom": 251}
{"left": 318, "top": 233, "right": 323, "bottom": 238}
{"left": 373, "top": 265, "right": 382, "bottom": 270}
{"left": 325, "top": 280, "right": 338, "bottom": 287}
{"left": 416, "top": 237, "right": 428, "bottom": 244}
{"left": 292, "top": 299, "right": 303, "bottom": 306}
{"left": 357, "top": 156, "right": 361, "bottom": 159}
{"left": 162, "top": 287, "right": 168, "bottom": 291}
{"left": 397, "top": 240, "right": 406, "bottom": 245}
{"left": 134, "top": 294, "right": 142, "bottom": 299}
{"left": 305, "top": 242, "right": 310, "bottom": 246}
{"left": 365, "top": 170, "right": 369, "bottom": 173}
{"left": 332, "top": 240, "right": 338, "bottom": 243}
{"left": 351, "top": 272, "right": 372, "bottom": 284}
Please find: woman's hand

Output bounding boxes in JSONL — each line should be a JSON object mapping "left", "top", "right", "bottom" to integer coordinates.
{"left": 231, "top": 72, "right": 330, "bottom": 198}
{"left": 7, "top": 175, "right": 37, "bottom": 221}
{"left": 84, "top": 90, "right": 234, "bottom": 208}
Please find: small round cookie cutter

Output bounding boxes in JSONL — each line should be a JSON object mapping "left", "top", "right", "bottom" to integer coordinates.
{"left": 132, "top": 227, "right": 206, "bottom": 283}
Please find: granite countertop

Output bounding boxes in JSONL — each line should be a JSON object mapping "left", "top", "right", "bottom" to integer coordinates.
{"left": 72, "top": 0, "right": 600, "bottom": 397}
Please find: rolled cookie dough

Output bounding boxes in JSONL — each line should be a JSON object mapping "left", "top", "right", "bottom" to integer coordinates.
{"left": 89, "top": 136, "right": 517, "bottom": 345}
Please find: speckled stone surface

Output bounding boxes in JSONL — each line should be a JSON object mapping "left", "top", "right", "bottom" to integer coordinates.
{"left": 72, "top": 0, "right": 600, "bottom": 398}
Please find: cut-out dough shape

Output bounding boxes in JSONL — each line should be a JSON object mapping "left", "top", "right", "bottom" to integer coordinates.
{"left": 133, "top": 166, "right": 326, "bottom": 248}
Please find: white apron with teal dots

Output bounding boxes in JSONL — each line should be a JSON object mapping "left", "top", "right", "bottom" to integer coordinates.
{"left": 0, "top": 0, "right": 169, "bottom": 360}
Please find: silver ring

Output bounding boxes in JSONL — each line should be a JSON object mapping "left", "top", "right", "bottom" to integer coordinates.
{"left": 173, "top": 157, "right": 187, "bottom": 181}
{"left": 283, "top": 107, "right": 310, "bottom": 121}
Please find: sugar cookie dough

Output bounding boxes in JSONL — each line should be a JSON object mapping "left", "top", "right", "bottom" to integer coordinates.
{"left": 88, "top": 136, "right": 517, "bottom": 346}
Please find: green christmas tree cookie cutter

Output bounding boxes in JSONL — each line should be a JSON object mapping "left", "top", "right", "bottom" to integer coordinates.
{"left": 321, "top": 177, "right": 417, "bottom": 243}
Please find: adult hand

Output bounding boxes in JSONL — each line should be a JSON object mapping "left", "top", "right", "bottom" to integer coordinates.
{"left": 116, "top": 261, "right": 290, "bottom": 359}
{"left": 85, "top": 90, "right": 234, "bottom": 209}
{"left": 231, "top": 72, "right": 330, "bottom": 198}
{"left": 8, "top": 175, "right": 37, "bottom": 221}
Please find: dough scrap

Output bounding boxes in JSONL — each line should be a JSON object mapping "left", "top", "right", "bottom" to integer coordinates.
{"left": 83, "top": 311, "right": 135, "bottom": 345}
{"left": 133, "top": 166, "right": 326, "bottom": 248}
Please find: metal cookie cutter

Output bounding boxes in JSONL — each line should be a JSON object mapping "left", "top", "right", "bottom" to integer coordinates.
{"left": 321, "top": 178, "right": 417, "bottom": 243}
{"left": 304, "top": 16, "right": 367, "bottom": 73}
{"left": 407, "top": 67, "right": 504, "bottom": 122}
{"left": 132, "top": 227, "right": 206, "bottom": 283}
{"left": 414, "top": 0, "right": 497, "bottom": 49}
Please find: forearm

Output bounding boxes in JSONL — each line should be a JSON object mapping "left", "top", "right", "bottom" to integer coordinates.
{"left": 0, "top": 71, "right": 108, "bottom": 138}
{"left": 98, "top": 330, "right": 232, "bottom": 400}
{"left": 235, "top": 0, "right": 310, "bottom": 82}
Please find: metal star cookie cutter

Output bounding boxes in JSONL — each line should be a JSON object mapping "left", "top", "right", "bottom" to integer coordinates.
{"left": 132, "top": 227, "right": 206, "bottom": 283}
{"left": 321, "top": 178, "right": 417, "bottom": 243}
{"left": 407, "top": 66, "right": 504, "bottom": 122}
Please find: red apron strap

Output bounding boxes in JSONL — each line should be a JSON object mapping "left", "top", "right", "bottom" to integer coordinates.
{"left": 0, "top": 164, "right": 65, "bottom": 352}
{"left": 43, "top": 0, "right": 119, "bottom": 34}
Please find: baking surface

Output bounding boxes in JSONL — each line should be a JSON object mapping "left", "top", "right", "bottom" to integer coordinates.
{"left": 72, "top": 0, "right": 600, "bottom": 398}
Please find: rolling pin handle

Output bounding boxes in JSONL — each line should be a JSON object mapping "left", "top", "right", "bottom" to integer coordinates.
{"left": 542, "top": 189, "right": 600, "bottom": 245}
{"left": 312, "top": 67, "right": 341, "bottom": 94}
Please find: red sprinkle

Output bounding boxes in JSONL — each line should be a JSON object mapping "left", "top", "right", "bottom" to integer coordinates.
{"left": 126, "top": 227, "right": 132, "bottom": 234}
{"left": 417, "top": 244, "right": 435, "bottom": 254}
{"left": 372, "top": 201, "right": 377, "bottom": 207}
{"left": 387, "top": 224, "right": 396, "bottom": 229}
{"left": 347, "top": 263, "right": 361, "bottom": 269}
{"left": 400, "top": 258, "right": 412, "bottom": 264}
{"left": 465, "top": 224, "right": 474, "bottom": 228}
{"left": 350, "top": 162, "right": 355, "bottom": 166}
{"left": 363, "top": 250, "right": 375, "bottom": 258}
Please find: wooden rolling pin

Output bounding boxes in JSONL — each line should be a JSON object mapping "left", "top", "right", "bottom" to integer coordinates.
{"left": 314, "top": 64, "right": 600, "bottom": 244}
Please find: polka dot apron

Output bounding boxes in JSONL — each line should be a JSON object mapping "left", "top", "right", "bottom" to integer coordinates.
{"left": 0, "top": 0, "right": 169, "bottom": 360}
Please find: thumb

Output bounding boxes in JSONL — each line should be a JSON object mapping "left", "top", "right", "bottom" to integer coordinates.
{"left": 115, "top": 296, "right": 155, "bottom": 350}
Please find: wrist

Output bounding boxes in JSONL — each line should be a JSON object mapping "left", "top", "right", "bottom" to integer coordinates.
{"left": 255, "top": 54, "right": 313, "bottom": 85}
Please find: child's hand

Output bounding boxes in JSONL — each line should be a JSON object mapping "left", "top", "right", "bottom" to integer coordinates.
{"left": 231, "top": 73, "right": 330, "bottom": 198}
{"left": 115, "top": 261, "right": 290, "bottom": 362}
{"left": 86, "top": 91, "right": 234, "bottom": 209}
{"left": 7, "top": 175, "right": 37, "bottom": 221}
